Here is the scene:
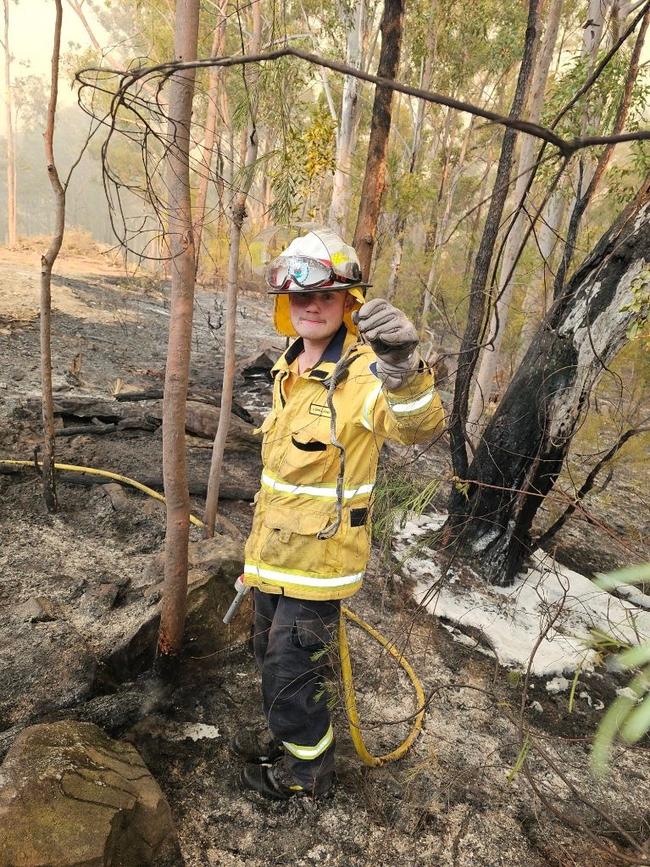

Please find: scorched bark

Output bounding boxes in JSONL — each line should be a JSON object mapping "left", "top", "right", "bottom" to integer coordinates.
{"left": 447, "top": 179, "right": 650, "bottom": 584}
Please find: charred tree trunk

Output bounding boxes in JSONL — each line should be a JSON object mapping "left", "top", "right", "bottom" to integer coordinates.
{"left": 157, "top": 0, "right": 200, "bottom": 666}
{"left": 353, "top": 0, "right": 404, "bottom": 280}
{"left": 40, "top": 0, "right": 65, "bottom": 513}
{"left": 449, "top": 0, "right": 540, "bottom": 478}
{"left": 552, "top": 3, "right": 649, "bottom": 299}
{"left": 446, "top": 179, "right": 650, "bottom": 585}
{"left": 467, "top": 0, "right": 562, "bottom": 438}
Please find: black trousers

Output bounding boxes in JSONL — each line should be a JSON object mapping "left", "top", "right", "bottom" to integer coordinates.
{"left": 253, "top": 590, "right": 340, "bottom": 793}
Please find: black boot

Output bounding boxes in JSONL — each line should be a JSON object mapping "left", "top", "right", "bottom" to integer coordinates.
{"left": 240, "top": 757, "right": 334, "bottom": 801}
{"left": 240, "top": 762, "right": 305, "bottom": 801}
{"left": 230, "top": 728, "right": 284, "bottom": 764}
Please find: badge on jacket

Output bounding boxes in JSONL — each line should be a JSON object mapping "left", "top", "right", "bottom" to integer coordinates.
{"left": 309, "top": 402, "right": 332, "bottom": 418}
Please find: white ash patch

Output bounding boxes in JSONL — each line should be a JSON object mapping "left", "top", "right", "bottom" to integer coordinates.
{"left": 546, "top": 676, "right": 570, "bottom": 694}
{"left": 161, "top": 722, "right": 221, "bottom": 742}
{"left": 393, "top": 513, "right": 650, "bottom": 677}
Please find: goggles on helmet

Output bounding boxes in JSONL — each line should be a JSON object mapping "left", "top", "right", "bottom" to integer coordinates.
{"left": 265, "top": 254, "right": 361, "bottom": 293}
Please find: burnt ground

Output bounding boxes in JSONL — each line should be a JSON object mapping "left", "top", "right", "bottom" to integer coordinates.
{"left": 1, "top": 248, "right": 649, "bottom": 866}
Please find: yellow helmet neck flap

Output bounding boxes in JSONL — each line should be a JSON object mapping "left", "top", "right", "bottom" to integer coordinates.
{"left": 273, "top": 285, "right": 365, "bottom": 338}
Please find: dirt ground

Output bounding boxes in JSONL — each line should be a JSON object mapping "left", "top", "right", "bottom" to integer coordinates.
{"left": 1, "top": 248, "right": 649, "bottom": 866}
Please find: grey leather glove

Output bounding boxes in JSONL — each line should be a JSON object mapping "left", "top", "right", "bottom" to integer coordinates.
{"left": 354, "top": 298, "right": 419, "bottom": 389}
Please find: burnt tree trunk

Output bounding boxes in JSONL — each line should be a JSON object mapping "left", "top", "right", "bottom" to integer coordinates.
{"left": 446, "top": 178, "right": 650, "bottom": 585}
{"left": 353, "top": 0, "right": 404, "bottom": 280}
{"left": 449, "top": 0, "right": 540, "bottom": 478}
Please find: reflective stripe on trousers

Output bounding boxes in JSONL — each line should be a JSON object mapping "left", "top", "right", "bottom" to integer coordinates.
{"left": 253, "top": 591, "right": 339, "bottom": 794}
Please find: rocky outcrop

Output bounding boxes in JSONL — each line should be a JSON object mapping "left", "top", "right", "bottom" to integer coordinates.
{"left": 0, "top": 531, "right": 247, "bottom": 751}
{"left": 0, "top": 619, "right": 97, "bottom": 730}
{"left": 0, "top": 720, "right": 181, "bottom": 866}
{"left": 106, "top": 533, "right": 248, "bottom": 680}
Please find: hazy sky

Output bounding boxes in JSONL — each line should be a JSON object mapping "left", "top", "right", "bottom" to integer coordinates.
{"left": 1, "top": 0, "right": 105, "bottom": 133}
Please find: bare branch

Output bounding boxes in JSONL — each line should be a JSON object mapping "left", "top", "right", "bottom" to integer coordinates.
{"left": 77, "top": 41, "right": 650, "bottom": 160}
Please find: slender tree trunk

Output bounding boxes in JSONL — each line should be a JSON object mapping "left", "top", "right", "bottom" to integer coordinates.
{"left": 386, "top": 18, "right": 436, "bottom": 301}
{"left": 203, "top": 1, "right": 262, "bottom": 538}
{"left": 449, "top": 0, "right": 541, "bottom": 482}
{"left": 194, "top": 0, "right": 228, "bottom": 277}
{"left": 40, "top": 0, "right": 65, "bottom": 513}
{"left": 353, "top": 0, "right": 405, "bottom": 280}
{"left": 157, "top": 0, "right": 200, "bottom": 665}
{"left": 446, "top": 177, "right": 650, "bottom": 585}
{"left": 461, "top": 160, "right": 493, "bottom": 284}
{"left": 329, "top": 0, "right": 364, "bottom": 235}
{"left": 516, "top": 190, "right": 566, "bottom": 360}
{"left": 467, "top": 0, "right": 562, "bottom": 438}
{"left": 552, "top": 3, "right": 649, "bottom": 299}
{"left": 420, "top": 113, "right": 475, "bottom": 330}
{"left": 2, "top": 0, "right": 16, "bottom": 246}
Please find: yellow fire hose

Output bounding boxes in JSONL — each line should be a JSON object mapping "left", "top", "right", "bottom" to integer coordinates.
{"left": 1, "top": 459, "right": 425, "bottom": 766}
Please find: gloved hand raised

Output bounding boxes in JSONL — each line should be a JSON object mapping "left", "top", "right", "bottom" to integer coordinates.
{"left": 354, "top": 298, "right": 419, "bottom": 389}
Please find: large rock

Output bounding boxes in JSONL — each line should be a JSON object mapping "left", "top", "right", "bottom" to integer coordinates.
{"left": 0, "top": 720, "right": 181, "bottom": 867}
{"left": 0, "top": 620, "right": 96, "bottom": 729}
{"left": 106, "top": 534, "right": 248, "bottom": 679}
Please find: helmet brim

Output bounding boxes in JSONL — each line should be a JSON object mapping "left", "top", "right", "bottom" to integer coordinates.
{"left": 267, "top": 281, "right": 372, "bottom": 295}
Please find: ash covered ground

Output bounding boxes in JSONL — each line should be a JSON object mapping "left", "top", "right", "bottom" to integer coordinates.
{"left": 1, "top": 248, "right": 649, "bottom": 866}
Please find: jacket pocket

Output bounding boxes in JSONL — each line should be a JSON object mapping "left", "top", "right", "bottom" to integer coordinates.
{"left": 259, "top": 506, "right": 344, "bottom": 576}
{"left": 281, "top": 428, "right": 337, "bottom": 483}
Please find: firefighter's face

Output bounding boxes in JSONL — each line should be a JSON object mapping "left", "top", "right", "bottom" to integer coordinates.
{"left": 289, "top": 290, "right": 352, "bottom": 343}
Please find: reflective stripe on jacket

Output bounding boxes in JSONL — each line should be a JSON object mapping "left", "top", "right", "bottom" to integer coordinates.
{"left": 243, "top": 325, "right": 445, "bottom": 601}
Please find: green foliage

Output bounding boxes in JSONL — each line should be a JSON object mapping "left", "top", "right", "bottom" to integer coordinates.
{"left": 268, "top": 102, "right": 336, "bottom": 223}
{"left": 506, "top": 737, "right": 530, "bottom": 783}
{"left": 592, "top": 564, "right": 650, "bottom": 774}
{"left": 542, "top": 47, "right": 646, "bottom": 139}
{"left": 371, "top": 464, "right": 441, "bottom": 565}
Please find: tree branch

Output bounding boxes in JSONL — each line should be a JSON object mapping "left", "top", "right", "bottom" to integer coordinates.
{"left": 77, "top": 41, "right": 650, "bottom": 160}
{"left": 537, "top": 425, "right": 650, "bottom": 548}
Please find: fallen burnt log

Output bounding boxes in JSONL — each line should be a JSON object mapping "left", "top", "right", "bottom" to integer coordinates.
{"left": 0, "top": 464, "right": 256, "bottom": 501}
{"left": 55, "top": 417, "right": 159, "bottom": 437}
{"left": 115, "top": 388, "right": 254, "bottom": 424}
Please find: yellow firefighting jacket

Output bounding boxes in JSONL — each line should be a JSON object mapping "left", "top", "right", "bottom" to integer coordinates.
{"left": 243, "top": 325, "right": 445, "bottom": 601}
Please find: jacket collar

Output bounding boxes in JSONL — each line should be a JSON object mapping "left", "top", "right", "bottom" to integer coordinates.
{"left": 272, "top": 325, "right": 356, "bottom": 381}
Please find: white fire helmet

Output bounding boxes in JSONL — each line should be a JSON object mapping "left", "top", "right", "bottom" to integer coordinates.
{"left": 265, "top": 228, "right": 369, "bottom": 337}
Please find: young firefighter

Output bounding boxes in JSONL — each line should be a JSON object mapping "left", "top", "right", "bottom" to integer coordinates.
{"left": 233, "top": 229, "right": 445, "bottom": 800}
